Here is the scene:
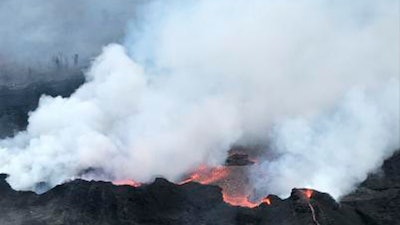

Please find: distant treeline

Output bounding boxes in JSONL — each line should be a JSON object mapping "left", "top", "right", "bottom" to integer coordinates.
{"left": 0, "top": 52, "right": 88, "bottom": 88}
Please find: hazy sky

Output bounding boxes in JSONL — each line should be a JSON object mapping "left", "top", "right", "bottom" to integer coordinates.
{"left": 0, "top": 0, "right": 144, "bottom": 67}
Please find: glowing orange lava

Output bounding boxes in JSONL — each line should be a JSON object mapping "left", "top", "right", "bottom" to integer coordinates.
{"left": 179, "top": 165, "right": 229, "bottom": 185}
{"left": 303, "top": 189, "right": 313, "bottom": 199}
{"left": 113, "top": 179, "right": 141, "bottom": 187}
{"left": 222, "top": 193, "right": 271, "bottom": 208}
{"left": 178, "top": 164, "right": 273, "bottom": 208}
{"left": 113, "top": 163, "right": 272, "bottom": 208}
{"left": 262, "top": 197, "right": 271, "bottom": 205}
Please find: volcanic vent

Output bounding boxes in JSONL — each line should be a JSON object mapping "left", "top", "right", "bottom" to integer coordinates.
{"left": 179, "top": 150, "right": 265, "bottom": 208}
{"left": 113, "top": 146, "right": 269, "bottom": 208}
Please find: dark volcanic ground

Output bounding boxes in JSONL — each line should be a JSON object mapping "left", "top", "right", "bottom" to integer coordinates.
{"left": 0, "top": 151, "right": 399, "bottom": 225}
{"left": 341, "top": 151, "right": 400, "bottom": 225}
{"left": 0, "top": 175, "right": 363, "bottom": 225}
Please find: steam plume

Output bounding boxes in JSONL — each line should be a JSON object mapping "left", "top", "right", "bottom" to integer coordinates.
{"left": 0, "top": 0, "right": 399, "bottom": 200}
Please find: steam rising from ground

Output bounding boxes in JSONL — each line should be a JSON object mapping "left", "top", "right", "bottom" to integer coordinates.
{"left": 252, "top": 81, "right": 399, "bottom": 198}
{"left": 0, "top": 0, "right": 399, "bottom": 199}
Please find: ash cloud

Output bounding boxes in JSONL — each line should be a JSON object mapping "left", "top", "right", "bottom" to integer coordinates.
{"left": 0, "top": 0, "right": 399, "bottom": 200}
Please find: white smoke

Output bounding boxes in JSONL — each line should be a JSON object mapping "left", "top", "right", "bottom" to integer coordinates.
{"left": 251, "top": 80, "right": 399, "bottom": 199}
{"left": 0, "top": 0, "right": 399, "bottom": 199}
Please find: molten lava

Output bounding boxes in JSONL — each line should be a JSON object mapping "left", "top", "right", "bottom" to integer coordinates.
{"left": 222, "top": 194, "right": 271, "bottom": 208}
{"left": 179, "top": 165, "right": 229, "bottom": 185}
{"left": 303, "top": 189, "right": 313, "bottom": 199}
{"left": 262, "top": 197, "right": 271, "bottom": 205}
{"left": 222, "top": 194, "right": 259, "bottom": 208}
{"left": 113, "top": 162, "right": 271, "bottom": 208}
{"left": 113, "top": 179, "right": 141, "bottom": 187}
{"left": 179, "top": 164, "right": 271, "bottom": 208}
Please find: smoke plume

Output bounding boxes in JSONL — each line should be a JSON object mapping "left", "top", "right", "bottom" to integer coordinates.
{"left": 0, "top": 0, "right": 399, "bottom": 199}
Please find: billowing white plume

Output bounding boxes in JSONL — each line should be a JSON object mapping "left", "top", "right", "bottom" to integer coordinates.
{"left": 251, "top": 80, "right": 399, "bottom": 199}
{"left": 0, "top": 0, "right": 399, "bottom": 199}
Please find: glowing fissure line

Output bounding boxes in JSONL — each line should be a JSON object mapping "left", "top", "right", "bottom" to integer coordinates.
{"left": 308, "top": 202, "right": 320, "bottom": 225}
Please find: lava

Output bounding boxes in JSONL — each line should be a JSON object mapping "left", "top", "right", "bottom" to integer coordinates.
{"left": 301, "top": 189, "right": 320, "bottom": 224}
{"left": 222, "top": 194, "right": 258, "bottom": 208}
{"left": 179, "top": 165, "right": 229, "bottom": 185}
{"left": 262, "top": 197, "right": 271, "bottom": 205}
{"left": 222, "top": 193, "right": 271, "bottom": 208}
{"left": 178, "top": 164, "right": 273, "bottom": 208}
{"left": 303, "top": 189, "right": 313, "bottom": 199}
{"left": 308, "top": 202, "right": 321, "bottom": 225}
{"left": 113, "top": 163, "right": 271, "bottom": 208}
{"left": 113, "top": 179, "right": 141, "bottom": 187}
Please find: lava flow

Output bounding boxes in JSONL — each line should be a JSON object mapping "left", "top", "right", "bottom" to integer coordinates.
{"left": 303, "top": 189, "right": 314, "bottom": 199}
{"left": 179, "top": 164, "right": 271, "bottom": 208}
{"left": 223, "top": 193, "right": 271, "bottom": 208}
{"left": 112, "top": 179, "right": 141, "bottom": 187}
{"left": 113, "top": 162, "right": 271, "bottom": 208}
{"left": 179, "top": 165, "right": 229, "bottom": 185}
{"left": 299, "top": 189, "right": 320, "bottom": 225}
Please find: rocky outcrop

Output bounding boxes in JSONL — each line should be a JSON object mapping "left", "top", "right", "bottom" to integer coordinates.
{"left": 341, "top": 151, "right": 400, "bottom": 225}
